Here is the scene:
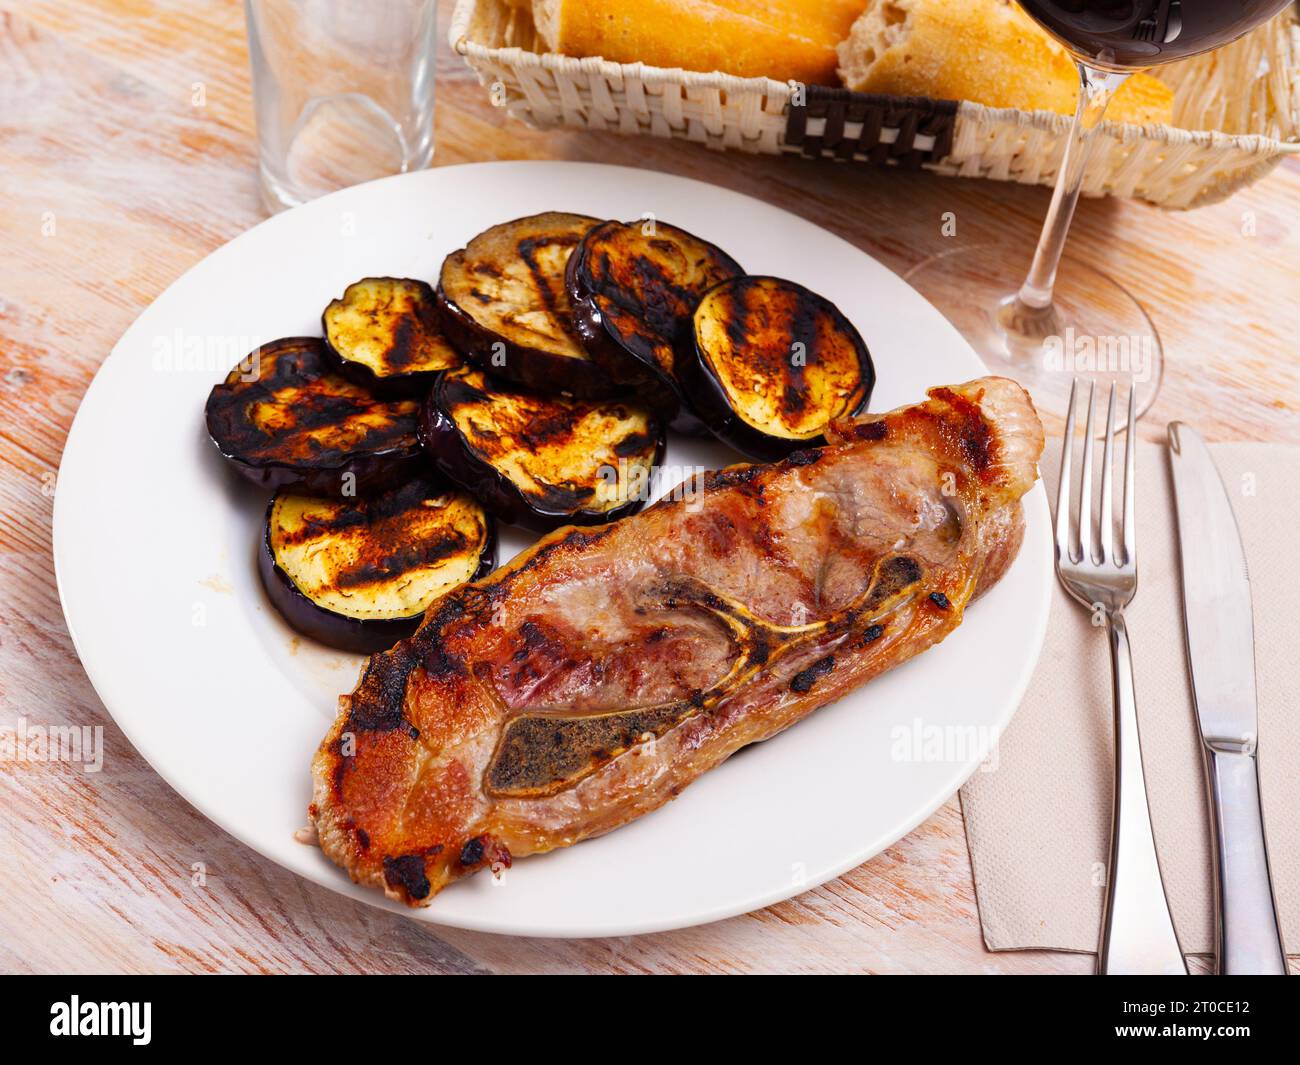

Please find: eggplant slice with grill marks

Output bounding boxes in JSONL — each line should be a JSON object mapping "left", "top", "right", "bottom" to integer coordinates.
{"left": 436, "top": 212, "right": 615, "bottom": 397}
{"left": 682, "top": 275, "right": 874, "bottom": 462}
{"left": 260, "top": 476, "right": 496, "bottom": 655}
{"left": 204, "top": 337, "right": 424, "bottom": 497}
{"left": 419, "top": 364, "right": 664, "bottom": 532}
{"left": 566, "top": 218, "right": 743, "bottom": 424}
{"left": 322, "top": 277, "right": 461, "bottom": 396}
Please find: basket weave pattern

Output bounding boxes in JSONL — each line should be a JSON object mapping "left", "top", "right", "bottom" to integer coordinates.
{"left": 451, "top": 0, "right": 1300, "bottom": 209}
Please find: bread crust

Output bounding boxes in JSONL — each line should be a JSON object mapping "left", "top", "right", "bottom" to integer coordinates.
{"left": 837, "top": 0, "right": 1173, "bottom": 125}
{"left": 533, "top": 0, "right": 864, "bottom": 85}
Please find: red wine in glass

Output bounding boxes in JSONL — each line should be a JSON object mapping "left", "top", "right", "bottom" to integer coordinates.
{"left": 1019, "top": 0, "right": 1294, "bottom": 69}
{"left": 902, "top": 0, "right": 1293, "bottom": 423}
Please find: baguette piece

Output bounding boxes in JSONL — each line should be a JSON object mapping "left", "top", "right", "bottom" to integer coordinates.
{"left": 532, "top": 0, "right": 865, "bottom": 85}
{"left": 837, "top": 0, "right": 1173, "bottom": 125}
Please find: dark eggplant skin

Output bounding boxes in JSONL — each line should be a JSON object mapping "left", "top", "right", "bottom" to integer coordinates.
{"left": 204, "top": 337, "right": 425, "bottom": 498}
{"left": 435, "top": 287, "right": 614, "bottom": 399}
{"left": 436, "top": 212, "right": 618, "bottom": 398}
{"left": 565, "top": 218, "right": 743, "bottom": 427}
{"left": 418, "top": 365, "right": 666, "bottom": 533}
{"left": 678, "top": 275, "right": 875, "bottom": 463}
{"left": 258, "top": 480, "right": 496, "bottom": 655}
{"left": 321, "top": 277, "right": 461, "bottom": 399}
{"left": 563, "top": 238, "right": 685, "bottom": 428}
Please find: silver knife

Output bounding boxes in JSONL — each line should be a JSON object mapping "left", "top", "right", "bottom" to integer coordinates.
{"left": 1167, "top": 423, "right": 1288, "bottom": 975}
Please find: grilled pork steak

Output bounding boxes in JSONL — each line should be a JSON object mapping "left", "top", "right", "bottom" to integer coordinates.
{"left": 311, "top": 377, "right": 1044, "bottom": 905}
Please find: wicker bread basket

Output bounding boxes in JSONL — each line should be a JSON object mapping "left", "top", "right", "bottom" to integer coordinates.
{"left": 450, "top": 0, "right": 1300, "bottom": 209}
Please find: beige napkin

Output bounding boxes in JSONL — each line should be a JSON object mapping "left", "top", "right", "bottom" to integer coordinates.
{"left": 960, "top": 441, "right": 1299, "bottom": 957}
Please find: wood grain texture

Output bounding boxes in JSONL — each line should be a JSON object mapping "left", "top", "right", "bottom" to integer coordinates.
{"left": 1, "top": 0, "right": 1297, "bottom": 975}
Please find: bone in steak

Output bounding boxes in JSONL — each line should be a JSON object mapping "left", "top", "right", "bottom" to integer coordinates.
{"left": 310, "top": 377, "right": 1045, "bottom": 904}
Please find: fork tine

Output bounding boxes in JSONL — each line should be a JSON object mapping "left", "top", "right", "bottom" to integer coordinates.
{"left": 1078, "top": 381, "right": 1096, "bottom": 565}
{"left": 1098, "top": 384, "right": 1117, "bottom": 564}
{"left": 1121, "top": 385, "right": 1136, "bottom": 566}
{"left": 1055, "top": 378, "right": 1079, "bottom": 563}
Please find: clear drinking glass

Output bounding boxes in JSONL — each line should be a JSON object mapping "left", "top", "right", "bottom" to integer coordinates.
{"left": 903, "top": 1, "right": 1293, "bottom": 421}
{"left": 244, "top": 0, "right": 438, "bottom": 213}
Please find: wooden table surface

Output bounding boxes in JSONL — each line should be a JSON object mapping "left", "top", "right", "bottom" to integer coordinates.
{"left": 2, "top": 0, "right": 1297, "bottom": 975}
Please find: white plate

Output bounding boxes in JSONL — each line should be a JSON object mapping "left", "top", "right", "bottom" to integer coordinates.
{"left": 54, "top": 162, "right": 1050, "bottom": 938}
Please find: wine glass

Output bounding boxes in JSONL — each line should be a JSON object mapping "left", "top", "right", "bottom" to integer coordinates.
{"left": 902, "top": 1, "right": 1293, "bottom": 419}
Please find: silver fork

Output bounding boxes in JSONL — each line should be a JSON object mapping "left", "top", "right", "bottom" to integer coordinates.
{"left": 1055, "top": 379, "right": 1187, "bottom": 975}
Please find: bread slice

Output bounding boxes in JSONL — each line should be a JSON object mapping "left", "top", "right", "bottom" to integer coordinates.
{"left": 837, "top": 0, "right": 1173, "bottom": 125}
{"left": 532, "top": 0, "right": 865, "bottom": 85}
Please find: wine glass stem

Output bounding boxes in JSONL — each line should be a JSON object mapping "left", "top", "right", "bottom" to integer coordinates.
{"left": 1016, "top": 63, "right": 1129, "bottom": 311}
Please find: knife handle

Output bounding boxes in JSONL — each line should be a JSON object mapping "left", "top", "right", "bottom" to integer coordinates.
{"left": 1205, "top": 746, "right": 1288, "bottom": 975}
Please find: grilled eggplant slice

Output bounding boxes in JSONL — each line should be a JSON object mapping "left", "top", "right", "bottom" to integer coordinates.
{"left": 205, "top": 337, "right": 424, "bottom": 497}
{"left": 260, "top": 476, "right": 496, "bottom": 654}
{"left": 322, "top": 277, "right": 460, "bottom": 395}
{"left": 436, "top": 212, "right": 614, "bottom": 397}
{"left": 419, "top": 364, "right": 664, "bottom": 532}
{"left": 566, "top": 218, "right": 743, "bottom": 422}
{"left": 682, "top": 276, "right": 874, "bottom": 461}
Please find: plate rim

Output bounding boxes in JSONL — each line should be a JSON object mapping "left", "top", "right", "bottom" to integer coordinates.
{"left": 53, "top": 160, "right": 1052, "bottom": 938}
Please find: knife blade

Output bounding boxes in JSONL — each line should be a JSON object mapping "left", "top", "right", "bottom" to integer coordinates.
{"left": 1167, "top": 423, "right": 1256, "bottom": 746}
{"left": 1167, "top": 422, "right": 1287, "bottom": 975}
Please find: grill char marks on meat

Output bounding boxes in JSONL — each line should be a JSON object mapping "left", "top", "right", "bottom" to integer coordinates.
{"left": 311, "top": 377, "right": 1045, "bottom": 905}
{"left": 487, "top": 552, "right": 924, "bottom": 799}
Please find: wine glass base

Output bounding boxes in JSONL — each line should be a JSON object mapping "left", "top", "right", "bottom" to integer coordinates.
{"left": 903, "top": 243, "right": 1163, "bottom": 425}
